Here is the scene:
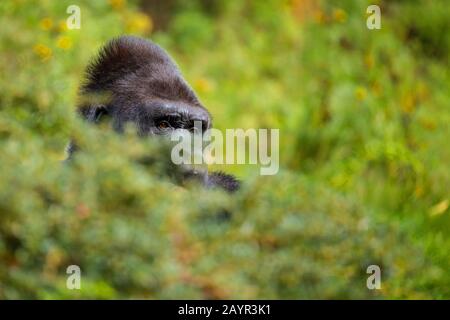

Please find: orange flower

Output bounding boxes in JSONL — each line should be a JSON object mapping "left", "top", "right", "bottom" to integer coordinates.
{"left": 110, "top": 0, "right": 125, "bottom": 10}
{"left": 290, "top": 0, "right": 319, "bottom": 22}
{"left": 420, "top": 118, "right": 436, "bottom": 131}
{"left": 333, "top": 8, "right": 347, "bottom": 23}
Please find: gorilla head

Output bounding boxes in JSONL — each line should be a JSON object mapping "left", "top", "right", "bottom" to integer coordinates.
{"left": 71, "top": 35, "right": 239, "bottom": 192}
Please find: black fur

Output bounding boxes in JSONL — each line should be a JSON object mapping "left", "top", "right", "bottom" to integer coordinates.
{"left": 72, "top": 36, "right": 240, "bottom": 192}
{"left": 207, "top": 172, "right": 240, "bottom": 193}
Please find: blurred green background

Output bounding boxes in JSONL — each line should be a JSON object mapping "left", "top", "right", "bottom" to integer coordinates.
{"left": 0, "top": 0, "right": 449, "bottom": 299}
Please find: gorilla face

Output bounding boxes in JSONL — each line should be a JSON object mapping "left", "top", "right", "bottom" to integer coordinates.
{"left": 73, "top": 36, "right": 240, "bottom": 192}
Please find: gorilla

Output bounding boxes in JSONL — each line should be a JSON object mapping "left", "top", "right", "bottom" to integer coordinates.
{"left": 68, "top": 35, "right": 239, "bottom": 192}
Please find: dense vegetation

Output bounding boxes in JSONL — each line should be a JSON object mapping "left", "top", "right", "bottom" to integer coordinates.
{"left": 0, "top": 0, "right": 448, "bottom": 298}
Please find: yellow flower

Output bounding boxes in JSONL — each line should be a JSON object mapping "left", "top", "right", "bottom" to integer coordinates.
{"left": 194, "top": 78, "right": 214, "bottom": 94}
{"left": 314, "top": 10, "right": 327, "bottom": 24}
{"left": 33, "top": 44, "right": 52, "bottom": 61}
{"left": 414, "top": 185, "right": 424, "bottom": 198}
{"left": 400, "top": 93, "right": 415, "bottom": 113}
{"left": 56, "top": 36, "right": 73, "bottom": 50}
{"left": 126, "top": 12, "right": 153, "bottom": 34}
{"left": 58, "top": 20, "right": 68, "bottom": 32}
{"left": 354, "top": 86, "right": 367, "bottom": 101}
{"left": 364, "top": 53, "right": 374, "bottom": 69}
{"left": 40, "top": 18, "right": 53, "bottom": 31}
{"left": 333, "top": 8, "right": 347, "bottom": 23}
{"left": 109, "top": 0, "right": 125, "bottom": 10}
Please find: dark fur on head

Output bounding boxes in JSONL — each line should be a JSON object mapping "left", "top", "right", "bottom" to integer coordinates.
{"left": 71, "top": 35, "right": 240, "bottom": 192}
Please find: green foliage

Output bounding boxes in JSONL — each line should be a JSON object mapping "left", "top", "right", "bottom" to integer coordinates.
{"left": 0, "top": 0, "right": 448, "bottom": 298}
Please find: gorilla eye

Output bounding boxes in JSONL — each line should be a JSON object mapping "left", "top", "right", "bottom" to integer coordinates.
{"left": 156, "top": 120, "right": 171, "bottom": 130}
